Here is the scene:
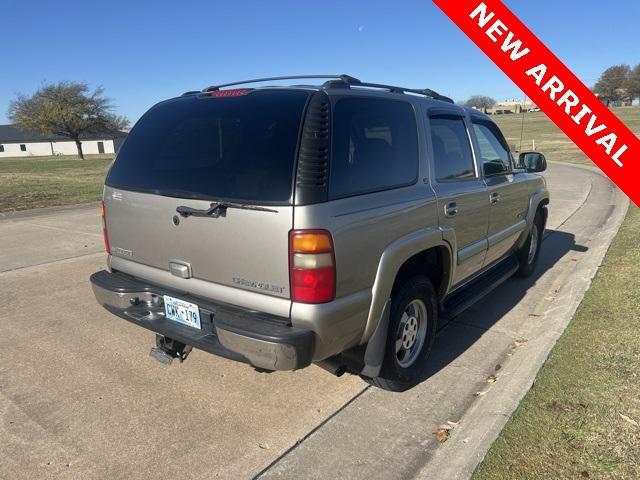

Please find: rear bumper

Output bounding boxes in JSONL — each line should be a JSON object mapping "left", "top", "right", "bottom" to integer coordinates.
{"left": 89, "top": 270, "right": 314, "bottom": 371}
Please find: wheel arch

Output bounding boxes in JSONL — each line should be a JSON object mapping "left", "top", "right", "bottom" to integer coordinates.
{"left": 537, "top": 197, "right": 549, "bottom": 230}
{"left": 527, "top": 187, "right": 550, "bottom": 226}
{"left": 360, "top": 227, "right": 453, "bottom": 345}
{"left": 516, "top": 186, "right": 550, "bottom": 249}
{"left": 391, "top": 247, "right": 450, "bottom": 300}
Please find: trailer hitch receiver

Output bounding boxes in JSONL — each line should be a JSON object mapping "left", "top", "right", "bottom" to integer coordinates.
{"left": 149, "top": 335, "right": 193, "bottom": 365}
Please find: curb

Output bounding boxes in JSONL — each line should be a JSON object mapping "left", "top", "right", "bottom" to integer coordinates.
{"left": 0, "top": 202, "right": 100, "bottom": 221}
{"left": 413, "top": 163, "right": 629, "bottom": 479}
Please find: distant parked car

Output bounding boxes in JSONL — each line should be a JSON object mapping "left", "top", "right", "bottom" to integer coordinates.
{"left": 90, "top": 75, "right": 550, "bottom": 391}
{"left": 529, "top": 108, "right": 541, "bottom": 112}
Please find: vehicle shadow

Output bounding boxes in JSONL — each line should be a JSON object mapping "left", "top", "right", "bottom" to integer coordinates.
{"left": 419, "top": 229, "right": 588, "bottom": 382}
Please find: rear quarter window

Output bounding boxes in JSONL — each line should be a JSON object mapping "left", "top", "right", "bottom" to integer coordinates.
{"left": 329, "top": 98, "right": 418, "bottom": 199}
{"left": 106, "top": 90, "right": 309, "bottom": 204}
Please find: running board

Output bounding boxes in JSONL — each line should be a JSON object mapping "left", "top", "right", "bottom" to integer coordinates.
{"left": 440, "top": 255, "right": 519, "bottom": 321}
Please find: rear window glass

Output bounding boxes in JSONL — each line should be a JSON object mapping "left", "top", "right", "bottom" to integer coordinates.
{"left": 106, "top": 90, "right": 309, "bottom": 204}
{"left": 329, "top": 98, "right": 418, "bottom": 199}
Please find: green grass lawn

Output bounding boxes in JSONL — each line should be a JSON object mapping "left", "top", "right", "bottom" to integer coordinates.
{"left": 494, "top": 106, "right": 640, "bottom": 165}
{"left": 473, "top": 205, "right": 640, "bottom": 480}
{"left": 0, "top": 155, "right": 112, "bottom": 212}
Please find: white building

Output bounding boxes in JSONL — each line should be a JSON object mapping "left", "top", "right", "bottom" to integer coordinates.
{"left": 488, "top": 99, "right": 538, "bottom": 115}
{"left": 0, "top": 125, "right": 127, "bottom": 158}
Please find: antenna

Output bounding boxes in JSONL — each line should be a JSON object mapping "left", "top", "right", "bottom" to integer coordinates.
{"left": 518, "top": 93, "right": 527, "bottom": 152}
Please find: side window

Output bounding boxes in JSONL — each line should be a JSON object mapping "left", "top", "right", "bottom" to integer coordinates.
{"left": 329, "top": 98, "right": 418, "bottom": 199}
{"left": 0, "top": 145, "right": 4, "bottom": 152}
{"left": 20, "top": 144, "right": 26, "bottom": 152}
{"left": 429, "top": 115, "right": 475, "bottom": 181}
{"left": 472, "top": 121, "right": 513, "bottom": 176}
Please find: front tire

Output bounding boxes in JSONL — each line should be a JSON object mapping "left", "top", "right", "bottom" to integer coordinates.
{"left": 516, "top": 212, "right": 543, "bottom": 277}
{"left": 365, "top": 276, "right": 437, "bottom": 392}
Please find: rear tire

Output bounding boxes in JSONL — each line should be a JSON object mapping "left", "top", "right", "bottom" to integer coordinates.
{"left": 364, "top": 276, "right": 437, "bottom": 392}
{"left": 516, "top": 212, "right": 543, "bottom": 277}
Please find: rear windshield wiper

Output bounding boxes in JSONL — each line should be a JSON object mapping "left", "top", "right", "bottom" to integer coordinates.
{"left": 176, "top": 201, "right": 278, "bottom": 218}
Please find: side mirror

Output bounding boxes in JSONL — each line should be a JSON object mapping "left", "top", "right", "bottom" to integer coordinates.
{"left": 518, "top": 152, "right": 547, "bottom": 173}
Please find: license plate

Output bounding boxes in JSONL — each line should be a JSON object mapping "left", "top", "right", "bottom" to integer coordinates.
{"left": 163, "top": 295, "right": 201, "bottom": 329}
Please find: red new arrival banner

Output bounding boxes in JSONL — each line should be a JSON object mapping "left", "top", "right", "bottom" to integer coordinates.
{"left": 433, "top": 0, "right": 640, "bottom": 207}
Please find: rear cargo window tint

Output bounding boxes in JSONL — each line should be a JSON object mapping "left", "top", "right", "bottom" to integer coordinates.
{"left": 329, "top": 98, "right": 418, "bottom": 199}
{"left": 106, "top": 90, "right": 309, "bottom": 204}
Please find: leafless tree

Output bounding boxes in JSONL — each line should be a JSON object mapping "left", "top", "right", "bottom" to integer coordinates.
{"left": 8, "top": 82, "right": 129, "bottom": 159}
{"left": 626, "top": 64, "right": 640, "bottom": 105}
{"left": 593, "top": 65, "right": 632, "bottom": 106}
{"left": 464, "top": 95, "right": 497, "bottom": 113}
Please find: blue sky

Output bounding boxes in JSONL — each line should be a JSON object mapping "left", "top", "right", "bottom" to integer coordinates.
{"left": 1, "top": 0, "right": 638, "bottom": 124}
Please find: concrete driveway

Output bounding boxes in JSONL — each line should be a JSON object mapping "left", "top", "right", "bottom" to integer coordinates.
{"left": 0, "top": 162, "right": 627, "bottom": 479}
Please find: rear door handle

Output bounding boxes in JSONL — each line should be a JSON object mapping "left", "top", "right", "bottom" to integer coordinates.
{"left": 490, "top": 192, "right": 501, "bottom": 205}
{"left": 445, "top": 202, "right": 459, "bottom": 217}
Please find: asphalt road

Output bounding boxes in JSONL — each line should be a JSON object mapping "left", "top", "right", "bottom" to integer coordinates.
{"left": 0, "top": 162, "right": 627, "bottom": 479}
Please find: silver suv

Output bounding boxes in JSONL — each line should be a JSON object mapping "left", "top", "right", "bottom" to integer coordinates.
{"left": 90, "top": 75, "right": 549, "bottom": 391}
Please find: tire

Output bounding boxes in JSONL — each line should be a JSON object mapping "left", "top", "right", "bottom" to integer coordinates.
{"left": 364, "top": 276, "right": 437, "bottom": 392}
{"left": 516, "top": 212, "right": 543, "bottom": 277}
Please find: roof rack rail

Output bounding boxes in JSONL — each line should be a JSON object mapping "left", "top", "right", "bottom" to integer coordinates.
{"left": 201, "top": 74, "right": 454, "bottom": 104}
{"left": 202, "top": 75, "right": 350, "bottom": 92}
{"left": 322, "top": 75, "right": 454, "bottom": 104}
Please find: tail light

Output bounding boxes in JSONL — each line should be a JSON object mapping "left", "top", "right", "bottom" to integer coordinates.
{"left": 289, "top": 230, "right": 336, "bottom": 304}
{"left": 100, "top": 201, "right": 110, "bottom": 254}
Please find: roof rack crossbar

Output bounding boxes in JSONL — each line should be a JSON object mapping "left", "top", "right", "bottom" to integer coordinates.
{"left": 201, "top": 74, "right": 454, "bottom": 104}
{"left": 202, "top": 75, "right": 357, "bottom": 92}
{"left": 323, "top": 76, "right": 454, "bottom": 104}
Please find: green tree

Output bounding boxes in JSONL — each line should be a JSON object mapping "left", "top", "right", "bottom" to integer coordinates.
{"left": 8, "top": 82, "right": 128, "bottom": 159}
{"left": 464, "top": 95, "right": 497, "bottom": 112}
{"left": 626, "top": 64, "right": 640, "bottom": 105}
{"left": 593, "top": 65, "right": 631, "bottom": 106}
